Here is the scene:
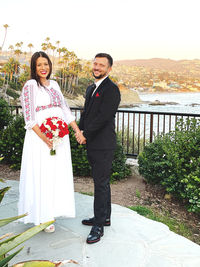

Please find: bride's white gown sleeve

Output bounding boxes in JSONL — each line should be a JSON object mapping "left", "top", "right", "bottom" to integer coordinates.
{"left": 18, "top": 79, "right": 76, "bottom": 225}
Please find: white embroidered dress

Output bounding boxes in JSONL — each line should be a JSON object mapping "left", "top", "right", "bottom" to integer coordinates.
{"left": 18, "top": 79, "right": 75, "bottom": 225}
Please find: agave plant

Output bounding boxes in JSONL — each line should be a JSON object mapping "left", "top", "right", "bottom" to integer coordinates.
{"left": 0, "top": 158, "right": 78, "bottom": 266}
{"left": 12, "top": 259, "right": 78, "bottom": 266}
{"left": 0, "top": 193, "right": 78, "bottom": 266}
{"left": 0, "top": 171, "right": 54, "bottom": 267}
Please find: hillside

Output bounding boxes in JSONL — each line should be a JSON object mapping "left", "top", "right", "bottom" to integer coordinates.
{"left": 115, "top": 58, "right": 200, "bottom": 73}
{"left": 112, "top": 58, "right": 200, "bottom": 92}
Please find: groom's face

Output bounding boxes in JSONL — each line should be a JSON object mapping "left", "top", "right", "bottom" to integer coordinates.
{"left": 92, "top": 57, "right": 112, "bottom": 80}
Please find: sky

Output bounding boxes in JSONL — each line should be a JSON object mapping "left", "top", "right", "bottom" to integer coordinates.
{"left": 1, "top": 0, "right": 200, "bottom": 61}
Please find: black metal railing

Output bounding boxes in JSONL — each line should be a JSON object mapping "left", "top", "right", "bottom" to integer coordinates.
{"left": 9, "top": 106, "right": 200, "bottom": 157}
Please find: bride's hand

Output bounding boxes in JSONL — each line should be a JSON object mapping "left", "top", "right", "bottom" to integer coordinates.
{"left": 42, "top": 135, "right": 53, "bottom": 149}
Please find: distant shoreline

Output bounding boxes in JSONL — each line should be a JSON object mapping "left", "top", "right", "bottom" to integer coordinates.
{"left": 138, "top": 90, "right": 200, "bottom": 95}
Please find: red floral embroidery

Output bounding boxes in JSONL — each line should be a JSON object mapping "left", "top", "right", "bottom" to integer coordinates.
{"left": 36, "top": 87, "right": 62, "bottom": 112}
{"left": 22, "top": 84, "right": 34, "bottom": 122}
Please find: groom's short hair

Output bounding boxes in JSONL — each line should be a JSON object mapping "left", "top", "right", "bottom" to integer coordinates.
{"left": 95, "top": 53, "right": 113, "bottom": 67}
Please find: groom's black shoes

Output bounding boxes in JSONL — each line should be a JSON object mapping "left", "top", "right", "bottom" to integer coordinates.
{"left": 87, "top": 226, "right": 104, "bottom": 244}
{"left": 82, "top": 217, "right": 111, "bottom": 226}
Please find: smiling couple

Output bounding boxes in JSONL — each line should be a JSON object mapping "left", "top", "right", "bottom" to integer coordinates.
{"left": 18, "top": 52, "right": 120, "bottom": 244}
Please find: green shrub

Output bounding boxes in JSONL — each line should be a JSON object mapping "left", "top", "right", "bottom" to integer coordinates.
{"left": 117, "top": 128, "right": 147, "bottom": 155}
{"left": 138, "top": 134, "right": 172, "bottom": 184}
{"left": 8, "top": 80, "right": 21, "bottom": 91}
{"left": 69, "top": 126, "right": 91, "bottom": 176}
{"left": 138, "top": 118, "right": 200, "bottom": 213}
{"left": 0, "top": 98, "right": 13, "bottom": 131}
{"left": 111, "top": 137, "right": 131, "bottom": 181}
{"left": 0, "top": 78, "right": 3, "bottom": 87}
{"left": 0, "top": 115, "right": 25, "bottom": 169}
{"left": 69, "top": 126, "right": 131, "bottom": 181}
{"left": 6, "top": 88, "right": 20, "bottom": 99}
{"left": 0, "top": 116, "right": 130, "bottom": 181}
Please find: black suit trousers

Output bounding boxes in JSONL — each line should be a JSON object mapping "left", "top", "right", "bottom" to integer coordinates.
{"left": 87, "top": 149, "right": 115, "bottom": 227}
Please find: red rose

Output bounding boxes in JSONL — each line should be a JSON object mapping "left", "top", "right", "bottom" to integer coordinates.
{"left": 57, "top": 120, "right": 63, "bottom": 126}
{"left": 46, "top": 118, "right": 52, "bottom": 123}
{"left": 50, "top": 124, "right": 57, "bottom": 131}
{"left": 46, "top": 132, "right": 53, "bottom": 139}
{"left": 64, "top": 127, "right": 69, "bottom": 134}
{"left": 58, "top": 130, "right": 65, "bottom": 137}
{"left": 46, "top": 120, "right": 52, "bottom": 127}
{"left": 40, "top": 124, "right": 47, "bottom": 133}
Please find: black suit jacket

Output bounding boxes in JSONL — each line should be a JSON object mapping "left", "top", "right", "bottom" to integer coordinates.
{"left": 79, "top": 77, "right": 121, "bottom": 150}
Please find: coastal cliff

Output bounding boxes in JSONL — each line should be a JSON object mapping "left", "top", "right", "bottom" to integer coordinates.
{"left": 118, "top": 84, "right": 142, "bottom": 107}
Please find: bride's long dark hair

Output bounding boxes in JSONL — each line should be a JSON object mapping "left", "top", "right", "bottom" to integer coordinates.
{"left": 30, "top": 51, "right": 52, "bottom": 86}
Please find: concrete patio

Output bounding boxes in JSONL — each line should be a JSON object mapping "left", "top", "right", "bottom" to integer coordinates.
{"left": 0, "top": 180, "right": 200, "bottom": 267}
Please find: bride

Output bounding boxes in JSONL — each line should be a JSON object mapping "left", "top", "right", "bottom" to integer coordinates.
{"left": 18, "top": 51, "right": 81, "bottom": 232}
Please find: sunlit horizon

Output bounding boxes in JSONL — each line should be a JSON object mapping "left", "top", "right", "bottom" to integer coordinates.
{"left": 1, "top": 0, "right": 200, "bottom": 61}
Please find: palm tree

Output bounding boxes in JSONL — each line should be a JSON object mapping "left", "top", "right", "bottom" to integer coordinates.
{"left": 81, "top": 60, "right": 92, "bottom": 79}
{"left": 44, "top": 37, "right": 51, "bottom": 54}
{"left": 56, "top": 40, "right": 60, "bottom": 59}
{"left": 1, "top": 63, "right": 9, "bottom": 86}
{"left": 2, "top": 57, "right": 20, "bottom": 82}
{"left": 56, "top": 40, "right": 60, "bottom": 47}
{"left": 8, "top": 45, "right": 14, "bottom": 57}
{"left": 1, "top": 24, "right": 9, "bottom": 52}
{"left": 41, "top": 42, "right": 48, "bottom": 52}
{"left": 61, "top": 49, "right": 70, "bottom": 91}
{"left": 23, "top": 51, "right": 27, "bottom": 62}
{"left": 67, "top": 53, "right": 81, "bottom": 94}
{"left": 45, "top": 37, "right": 50, "bottom": 43}
{"left": 28, "top": 43, "right": 33, "bottom": 54}
{"left": 15, "top": 42, "right": 23, "bottom": 50}
{"left": 14, "top": 49, "right": 22, "bottom": 63}
{"left": 57, "top": 48, "right": 62, "bottom": 63}
{"left": 50, "top": 44, "right": 57, "bottom": 71}
{"left": 47, "top": 42, "right": 52, "bottom": 55}
{"left": 18, "top": 64, "right": 30, "bottom": 85}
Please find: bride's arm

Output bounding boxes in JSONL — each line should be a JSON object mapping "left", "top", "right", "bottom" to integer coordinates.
{"left": 21, "top": 80, "right": 52, "bottom": 148}
{"left": 32, "top": 124, "right": 53, "bottom": 149}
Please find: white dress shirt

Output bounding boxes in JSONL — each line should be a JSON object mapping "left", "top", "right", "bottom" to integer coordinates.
{"left": 92, "top": 76, "right": 108, "bottom": 96}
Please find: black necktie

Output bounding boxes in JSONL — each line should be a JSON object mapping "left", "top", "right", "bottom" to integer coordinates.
{"left": 89, "top": 84, "right": 96, "bottom": 98}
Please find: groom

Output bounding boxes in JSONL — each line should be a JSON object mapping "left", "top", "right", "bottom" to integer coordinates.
{"left": 76, "top": 53, "right": 121, "bottom": 244}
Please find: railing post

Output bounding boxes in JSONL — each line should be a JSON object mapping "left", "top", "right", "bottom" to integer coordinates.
{"left": 150, "top": 114, "right": 153, "bottom": 143}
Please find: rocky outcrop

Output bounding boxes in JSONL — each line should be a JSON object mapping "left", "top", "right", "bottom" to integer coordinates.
{"left": 149, "top": 100, "right": 178, "bottom": 106}
{"left": 66, "top": 95, "right": 85, "bottom": 108}
{"left": 118, "top": 84, "right": 143, "bottom": 107}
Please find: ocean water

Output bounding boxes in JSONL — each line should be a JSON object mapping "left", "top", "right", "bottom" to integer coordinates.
{"left": 116, "top": 92, "right": 200, "bottom": 150}
{"left": 124, "top": 92, "right": 200, "bottom": 114}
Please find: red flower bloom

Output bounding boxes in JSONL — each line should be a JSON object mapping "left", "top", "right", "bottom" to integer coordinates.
{"left": 58, "top": 130, "right": 65, "bottom": 137}
{"left": 46, "top": 132, "right": 53, "bottom": 139}
{"left": 57, "top": 120, "right": 63, "bottom": 126}
{"left": 40, "top": 124, "right": 47, "bottom": 133}
{"left": 50, "top": 124, "right": 57, "bottom": 131}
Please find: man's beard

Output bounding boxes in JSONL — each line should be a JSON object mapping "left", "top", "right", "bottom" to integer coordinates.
{"left": 92, "top": 71, "right": 106, "bottom": 79}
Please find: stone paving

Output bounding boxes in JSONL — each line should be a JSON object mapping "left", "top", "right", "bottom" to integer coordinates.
{"left": 1, "top": 180, "right": 200, "bottom": 267}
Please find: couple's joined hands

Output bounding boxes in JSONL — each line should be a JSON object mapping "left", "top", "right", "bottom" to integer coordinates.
{"left": 75, "top": 131, "right": 86, "bottom": 145}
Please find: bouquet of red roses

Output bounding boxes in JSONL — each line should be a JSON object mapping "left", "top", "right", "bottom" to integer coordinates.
{"left": 40, "top": 117, "right": 69, "bottom": 155}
